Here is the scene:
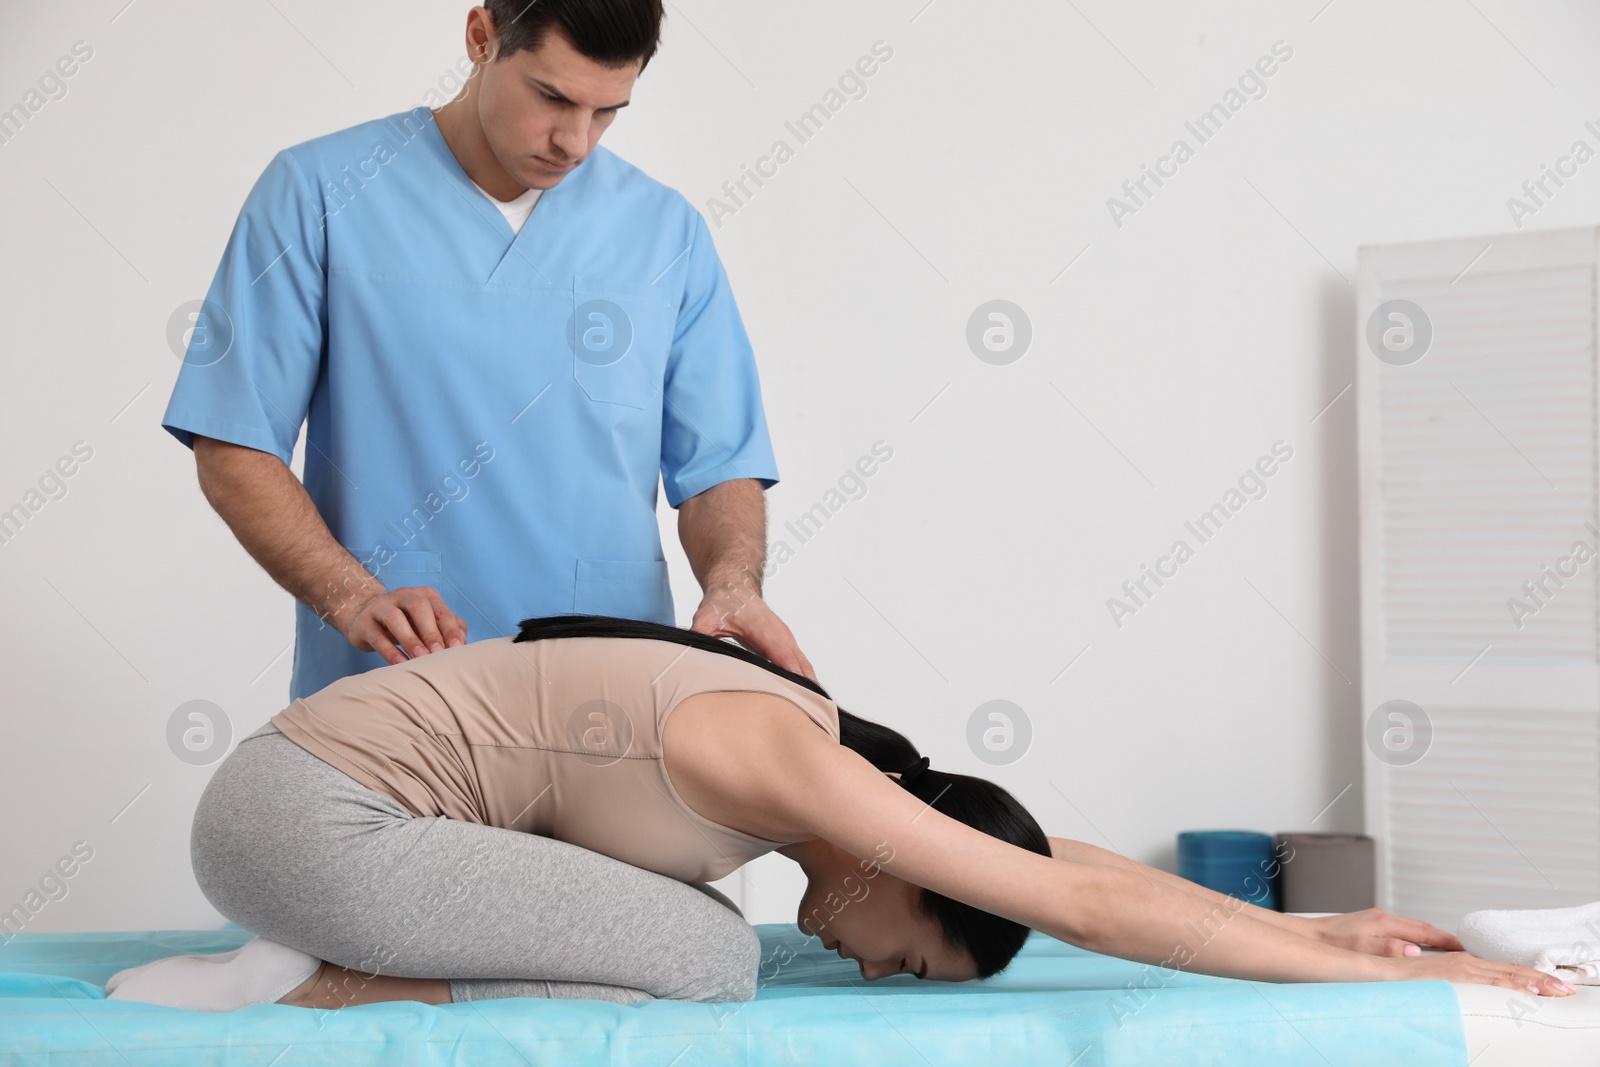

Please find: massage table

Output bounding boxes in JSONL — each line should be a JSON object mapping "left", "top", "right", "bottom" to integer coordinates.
{"left": 2, "top": 924, "right": 1595, "bottom": 1065}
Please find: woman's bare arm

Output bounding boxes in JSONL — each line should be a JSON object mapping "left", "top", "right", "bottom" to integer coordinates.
{"left": 1045, "top": 837, "right": 1462, "bottom": 956}
{"left": 756, "top": 716, "right": 1569, "bottom": 994}
{"left": 1047, "top": 836, "right": 1306, "bottom": 935}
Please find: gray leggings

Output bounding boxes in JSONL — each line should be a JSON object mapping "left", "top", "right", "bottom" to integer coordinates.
{"left": 190, "top": 723, "right": 761, "bottom": 1005}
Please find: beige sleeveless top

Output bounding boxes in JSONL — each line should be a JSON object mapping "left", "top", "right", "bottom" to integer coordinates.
{"left": 270, "top": 635, "right": 840, "bottom": 883}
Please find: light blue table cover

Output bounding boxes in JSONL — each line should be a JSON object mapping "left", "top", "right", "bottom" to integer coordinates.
{"left": 0, "top": 923, "right": 1468, "bottom": 1066}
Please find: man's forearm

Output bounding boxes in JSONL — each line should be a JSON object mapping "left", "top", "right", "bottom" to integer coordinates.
{"left": 1047, "top": 836, "right": 1307, "bottom": 936}
{"left": 193, "top": 435, "right": 383, "bottom": 630}
{"left": 677, "top": 478, "right": 766, "bottom": 596}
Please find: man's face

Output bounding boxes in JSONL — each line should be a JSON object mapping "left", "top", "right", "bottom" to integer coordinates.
{"left": 474, "top": 17, "right": 641, "bottom": 189}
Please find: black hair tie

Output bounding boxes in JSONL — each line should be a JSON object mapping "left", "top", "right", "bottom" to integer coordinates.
{"left": 898, "top": 755, "right": 932, "bottom": 785}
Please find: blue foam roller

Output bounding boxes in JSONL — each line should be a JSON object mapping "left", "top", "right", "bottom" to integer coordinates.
{"left": 1177, "top": 830, "right": 1279, "bottom": 911}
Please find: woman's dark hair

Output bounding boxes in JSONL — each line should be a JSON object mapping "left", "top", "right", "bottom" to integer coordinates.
{"left": 483, "top": 0, "right": 663, "bottom": 71}
{"left": 513, "top": 613, "right": 1051, "bottom": 979}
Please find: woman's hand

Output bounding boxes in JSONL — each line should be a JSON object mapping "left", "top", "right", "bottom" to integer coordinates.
{"left": 1378, "top": 951, "right": 1576, "bottom": 995}
{"left": 1301, "top": 908, "right": 1464, "bottom": 957}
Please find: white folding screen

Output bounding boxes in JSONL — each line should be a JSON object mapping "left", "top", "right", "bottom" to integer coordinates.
{"left": 1357, "top": 225, "right": 1600, "bottom": 929}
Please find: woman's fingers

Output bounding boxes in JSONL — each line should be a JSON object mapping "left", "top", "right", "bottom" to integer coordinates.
{"left": 1467, "top": 956, "right": 1574, "bottom": 996}
{"left": 1359, "top": 909, "right": 1465, "bottom": 955}
{"left": 1396, "top": 915, "right": 1463, "bottom": 951}
{"left": 1398, "top": 951, "right": 1575, "bottom": 996}
{"left": 1503, "top": 962, "right": 1574, "bottom": 996}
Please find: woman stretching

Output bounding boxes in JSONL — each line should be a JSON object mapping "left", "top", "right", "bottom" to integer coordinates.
{"left": 107, "top": 614, "right": 1575, "bottom": 1011}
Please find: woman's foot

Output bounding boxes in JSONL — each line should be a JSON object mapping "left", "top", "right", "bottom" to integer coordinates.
{"left": 274, "top": 959, "right": 329, "bottom": 1006}
{"left": 275, "top": 961, "right": 452, "bottom": 1009}
{"left": 105, "top": 936, "right": 322, "bottom": 1011}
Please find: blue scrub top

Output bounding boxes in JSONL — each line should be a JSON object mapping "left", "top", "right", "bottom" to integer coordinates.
{"left": 162, "top": 107, "right": 780, "bottom": 700}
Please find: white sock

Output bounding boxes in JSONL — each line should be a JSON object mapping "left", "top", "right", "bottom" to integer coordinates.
{"left": 105, "top": 936, "right": 322, "bottom": 1011}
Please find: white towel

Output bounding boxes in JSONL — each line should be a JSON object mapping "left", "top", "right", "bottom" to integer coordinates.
{"left": 1457, "top": 901, "right": 1600, "bottom": 985}
{"left": 105, "top": 936, "right": 322, "bottom": 1011}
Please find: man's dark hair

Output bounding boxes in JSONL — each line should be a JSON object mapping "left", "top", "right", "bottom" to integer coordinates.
{"left": 482, "top": 0, "right": 664, "bottom": 71}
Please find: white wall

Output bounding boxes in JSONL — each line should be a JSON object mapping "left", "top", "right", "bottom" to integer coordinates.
{"left": 3, "top": 0, "right": 1600, "bottom": 935}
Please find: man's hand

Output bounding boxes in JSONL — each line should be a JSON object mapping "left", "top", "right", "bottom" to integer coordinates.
{"left": 676, "top": 478, "right": 815, "bottom": 680}
{"left": 190, "top": 437, "right": 471, "bottom": 666}
{"left": 689, "top": 583, "right": 816, "bottom": 681}
{"left": 335, "top": 585, "right": 469, "bottom": 664}
{"left": 1300, "top": 908, "right": 1464, "bottom": 957}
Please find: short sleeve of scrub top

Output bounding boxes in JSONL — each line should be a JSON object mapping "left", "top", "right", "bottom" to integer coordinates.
{"left": 161, "top": 149, "right": 325, "bottom": 464}
{"left": 660, "top": 205, "right": 779, "bottom": 509}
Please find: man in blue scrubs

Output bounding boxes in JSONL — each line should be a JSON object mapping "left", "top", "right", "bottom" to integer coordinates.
{"left": 162, "top": 0, "right": 814, "bottom": 699}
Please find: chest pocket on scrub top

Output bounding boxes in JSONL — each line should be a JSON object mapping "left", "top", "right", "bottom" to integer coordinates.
{"left": 570, "top": 276, "right": 677, "bottom": 410}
